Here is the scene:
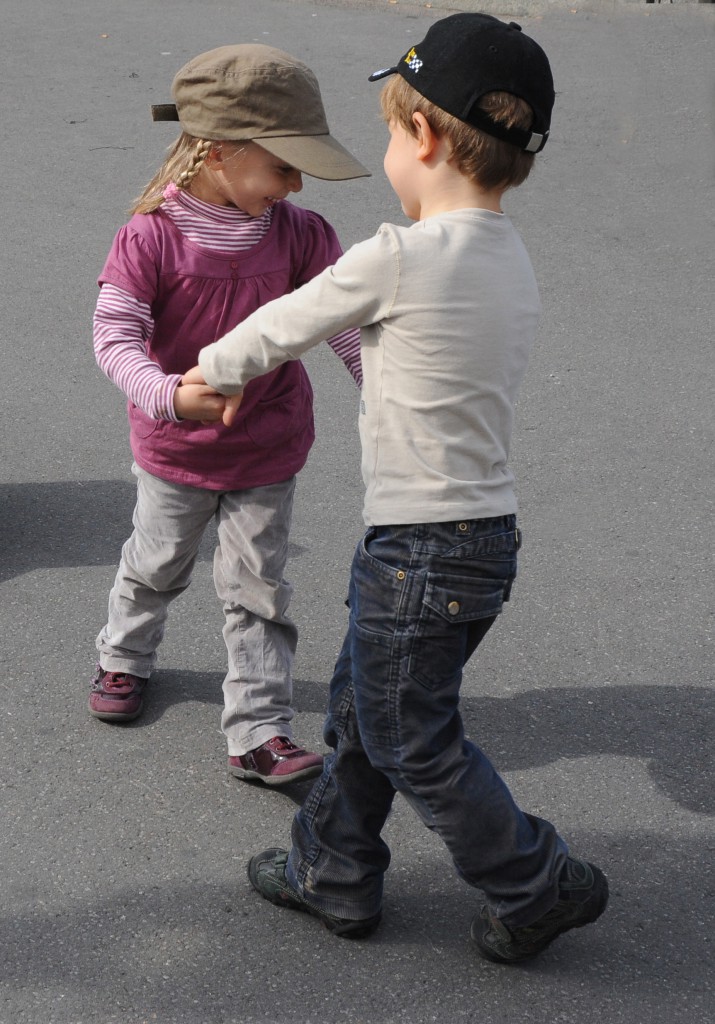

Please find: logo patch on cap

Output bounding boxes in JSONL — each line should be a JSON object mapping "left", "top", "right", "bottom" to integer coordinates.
{"left": 403, "top": 47, "right": 423, "bottom": 73}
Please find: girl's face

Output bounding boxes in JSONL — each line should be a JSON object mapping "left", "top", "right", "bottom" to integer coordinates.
{"left": 192, "top": 141, "right": 303, "bottom": 216}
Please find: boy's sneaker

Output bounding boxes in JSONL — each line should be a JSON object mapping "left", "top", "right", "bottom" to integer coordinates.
{"left": 471, "top": 857, "right": 608, "bottom": 964}
{"left": 88, "top": 666, "right": 146, "bottom": 722}
{"left": 228, "top": 736, "right": 323, "bottom": 786}
{"left": 247, "top": 847, "right": 381, "bottom": 939}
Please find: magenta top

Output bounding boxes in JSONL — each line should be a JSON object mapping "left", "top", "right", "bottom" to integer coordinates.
{"left": 99, "top": 200, "right": 344, "bottom": 490}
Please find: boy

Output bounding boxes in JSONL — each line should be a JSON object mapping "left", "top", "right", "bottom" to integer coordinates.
{"left": 184, "top": 14, "right": 608, "bottom": 963}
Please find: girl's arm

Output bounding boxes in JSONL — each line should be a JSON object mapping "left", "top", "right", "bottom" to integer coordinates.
{"left": 296, "top": 211, "right": 362, "bottom": 387}
{"left": 93, "top": 283, "right": 182, "bottom": 421}
{"left": 326, "top": 327, "right": 362, "bottom": 388}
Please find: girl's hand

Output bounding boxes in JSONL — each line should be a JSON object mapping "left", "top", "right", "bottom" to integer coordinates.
{"left": 177, "top": 364, "right": 243, "bottom": 425}
{"left": 173, "top": 383, "right": 227, "bottom": 422}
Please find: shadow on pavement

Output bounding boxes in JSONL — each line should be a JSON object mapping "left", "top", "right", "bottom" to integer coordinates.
{"left": 100, "top": 670, "right": 713, "bottom": 817}
{"left": 460, "top": 683, "right": 713, "bottom": 816}
{"left": 0, "top": 480, "right": 138, "bottom": 582}
{"left": 0, "top": 480, "right": 306, "bottom": 582}
{"left": 1, "top": 829, "right": 711, "bottom": 1024}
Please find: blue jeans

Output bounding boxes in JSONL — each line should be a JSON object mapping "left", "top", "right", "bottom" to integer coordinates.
{"left": 286, "top": 516, "right": 568, "bottom": 927}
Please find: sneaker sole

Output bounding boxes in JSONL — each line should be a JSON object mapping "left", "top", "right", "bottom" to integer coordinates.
{"left": 228, "top": 762, "right": 323, "bottom": 786}
{"left": 88, "top": 700, "right": 143, "bottom": 722}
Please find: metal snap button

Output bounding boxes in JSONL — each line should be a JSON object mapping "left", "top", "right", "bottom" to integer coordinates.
{"left": 396, "top": 571, "right": 406, "bottom": 580}
{"left": 447, "top": 601, "right": 460, "bottom": 615}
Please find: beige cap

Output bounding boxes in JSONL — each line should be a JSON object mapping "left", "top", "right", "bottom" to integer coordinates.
{"left": 151, "top": 44, "right": 369, "bottom": 181}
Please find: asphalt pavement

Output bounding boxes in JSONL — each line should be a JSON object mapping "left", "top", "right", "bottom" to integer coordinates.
{"left": 1, "top": 1, "right": 713, "bottom": 1022}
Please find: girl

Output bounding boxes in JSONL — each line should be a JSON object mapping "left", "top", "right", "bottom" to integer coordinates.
{"left": 89, "top": 44, "right": 368, "bottom": 786}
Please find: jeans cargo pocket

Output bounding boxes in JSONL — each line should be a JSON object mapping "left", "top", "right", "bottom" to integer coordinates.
{"left": 408, "top": 572, "right": 509, "bottom": 691}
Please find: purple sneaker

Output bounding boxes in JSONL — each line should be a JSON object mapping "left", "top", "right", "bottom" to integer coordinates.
{"left": 89, "top": 666, "right": 147, "bottom": 722}
{"left": 229, "top": 736, "right": 323, "bottom": 786}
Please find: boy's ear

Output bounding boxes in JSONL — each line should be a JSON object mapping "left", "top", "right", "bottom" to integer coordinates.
{"left": 411, "top": 112, "right": 438, "bottom": 161}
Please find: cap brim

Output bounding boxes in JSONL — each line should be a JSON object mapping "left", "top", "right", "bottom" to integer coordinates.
{"left": 255, "top": 134, "right": 370, "bottom": 181}
{"left": 368, "top": 66, "right": 398, "bottom": 83}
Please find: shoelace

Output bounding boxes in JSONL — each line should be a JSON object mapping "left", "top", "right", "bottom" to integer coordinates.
{"left": 266, "top": 737, "right": 304, "bottom": 758}
{"left": 97, "top": 672, "right": 139, "bottom": 695}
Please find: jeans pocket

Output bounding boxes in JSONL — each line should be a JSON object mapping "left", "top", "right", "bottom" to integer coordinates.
{"left": 350, "top": 528, "right": 410, "bottom": 645}
{"left": 408, "top": 572, "right": 509, "bottom": 691}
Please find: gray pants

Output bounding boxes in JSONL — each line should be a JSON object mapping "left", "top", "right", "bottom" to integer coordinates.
{"left": 96, "top": 464, "right": 298, "bottom": 755}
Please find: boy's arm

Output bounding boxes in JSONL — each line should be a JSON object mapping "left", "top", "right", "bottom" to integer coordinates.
{"left": 199, "top": 232, "right": 396, "bottom": 394}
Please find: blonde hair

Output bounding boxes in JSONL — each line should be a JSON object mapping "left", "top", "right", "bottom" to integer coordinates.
{"left": 380, "top": 76, "right": 536, "bottom": 192}
{"left": 131, "top": 133, "right": 213, "bottom": 214}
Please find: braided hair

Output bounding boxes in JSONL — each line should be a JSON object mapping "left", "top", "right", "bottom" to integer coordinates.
{"left": 131, "top": 134, "right": 214, "bottom": 214}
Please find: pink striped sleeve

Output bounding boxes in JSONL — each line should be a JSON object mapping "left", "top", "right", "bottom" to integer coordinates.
{"left": 93, "top": 284, "right": 182, "bottom": 421}
{"left": 326, "top": 327, "right": 362, "bottom": 388}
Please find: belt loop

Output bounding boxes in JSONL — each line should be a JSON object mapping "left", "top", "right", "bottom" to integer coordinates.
{"left": 515, "top": 527, "right": 522, "bottom": 550}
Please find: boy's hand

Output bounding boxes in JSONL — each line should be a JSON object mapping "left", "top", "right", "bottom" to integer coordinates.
{"left": 178, "top": 364, "right": 244, "bottom": 426}
{"left": 222, "top": 392, "right": 244, "bottom": 428}
{"left": 181, "top": 365, "right": 207, "bottom": 386}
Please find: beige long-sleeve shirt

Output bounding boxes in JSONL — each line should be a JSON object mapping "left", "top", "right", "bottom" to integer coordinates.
{"left": 199, "top": 208, "right": 541, "bottom": 525}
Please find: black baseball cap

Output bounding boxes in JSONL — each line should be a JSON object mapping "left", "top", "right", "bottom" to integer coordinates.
{"left": 369, "top": 13, "right": 555, "bottom": 153}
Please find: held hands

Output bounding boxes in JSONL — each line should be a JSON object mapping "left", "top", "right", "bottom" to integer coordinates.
{"left": 177, "top": 366, "right": 244, "bottom": 428}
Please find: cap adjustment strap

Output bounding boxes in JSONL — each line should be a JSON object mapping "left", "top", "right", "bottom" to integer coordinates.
{"left": 465, "top": 106, "right": 548, "bottom": 153}
{"left": 151, "top": 104, "right": 180, "bottom": 122}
